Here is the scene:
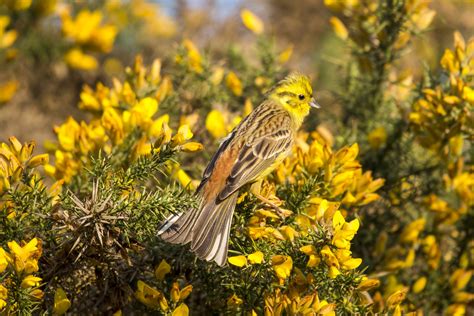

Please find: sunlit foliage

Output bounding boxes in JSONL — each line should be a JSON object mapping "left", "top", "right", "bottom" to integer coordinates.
{"left": 0, "top": 0, "right": 472, "bottom": 315}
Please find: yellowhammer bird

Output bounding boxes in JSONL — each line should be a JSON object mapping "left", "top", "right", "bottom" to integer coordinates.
{"left": 158, "top": 73, "right": 319, "bottom": 266}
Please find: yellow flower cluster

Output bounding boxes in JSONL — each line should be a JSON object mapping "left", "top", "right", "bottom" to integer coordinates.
{"left": 205, "top": 108, "right": 247, "bottom": 139}
{"left": 61, "top": 8, "right": 117, "bottom": 70}
{"left": 0, "top": 238, "right": 44, "bottom": 311}
{"left": 367, "top": 127, "right": 387, "bottom": 150}
{"left": 410, "top": 32, "right": 473, "bottom": 152}
{"left": 245, "top": 181, "right": 290, "bottom": 241}
{"left": 264, "top": 289, "right": 335, "bottom": 316}
{"left": 240, "top": 9, "right": 264, "bottom": 35}
{"left": 244, "top": 196, "right": 364, "bottom": 280}
{"left": 1, "top": 0, "right": 56, "bottom": 16}
{"left": 303, "top": 210, "right": 362, "bottom": 278}
{"left": 0, "top": 15, "right": 18, "bottom": 104}
{"left": 175, "top": 39, "right": 204, "bottom": 74}
{"left": 380, "top": 34, "right": 474, "bottom": 315}
{"left": 382, "top": 218, "right": 426, "bottom": 271}
{"left": 424, "top": 169, "right": 473, "bottom": 227}
{"left": 276, "top": 132, "right": 384, "bottom": 205}
{"left": 377, "top": 172, "right": 473, "bottom": 314}
{"left": 0, "top": 15, "right": 16, "bottom": 50}
{"left": 324, "top": 0, "right": 436, "bottom": 45}
{"left": 45, "top": 56, "right": 201, "bottom": 184}
{"left": 226, "top": 71, "right": 243, "bottom": 96}
{"left": 135, "top": 259, "right": 192, "bottom": 315}
{"left": 325, "top": 0, "right": 435, "bottom": 70}
{"left": 0, "top": 136, "right": 50, "bottom": 194}
{"left": 447, "top": 268, "right": 474, "bottom": 315}
{"left": 1, "top": 0, "right": 33, "bottom": 11}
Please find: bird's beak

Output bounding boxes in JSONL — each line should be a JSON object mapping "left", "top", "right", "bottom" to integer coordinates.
{"left": 310, "top": 98, "right": 321, "bottom": 109}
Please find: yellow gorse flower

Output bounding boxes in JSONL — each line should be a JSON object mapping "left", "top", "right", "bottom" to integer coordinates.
{"left": 61, "top": 9, "right": 117, "bottom": 53}
{"left": 64, "top": 48, "right": 98, "bottom": 70}
{"left": 0, "top": 79, "right": 18, "bottom": 104}
{"left": 0, "top": 16, "right": 17, "bottom": 49}
{"left": 205, "top": 109, "right": 242, "bottom": 140}
{"left": 173, "top": 167, "right": 196, "bottom": 189}
{"left": 357, "top": 278, "right": 381, "bottom": 291}
{"left": 0, "top": 137, "right": 53, "bottom": 194}
{"left": 264, "top": 289, "right": 335, "bottom": 316}
{"left": 155, "top": 259, "right": 171, "bottom": 281}
{"left": 20, "top": 275, "right": 42, "bottom": 288}
{"left": 171, "top": 124, "right": 193, "bottom": 146}
{"left": 53, "top": 288, "right": 71, "bottom": 316}
{"left": 240, "top": 9, "right": 264, "bottom": 35}
{"left": 452, "top": 172, "right": 474, "bottom": 206}
{"left": 332, "top": 211, "right": 359, "bottom": 249}
{"left": 0, "top": 284, "right": 7, "bottom": 309}
{"left": 277, "top": 45, "right": 293, "bottom": 64}
{"left": 450, "top": 269, "right": 472, "bottom": 291}
{"left": 386, "top": 288, "right": 408, "bottom": 308}
{"left": 271, "top": 255, "right": 293, "bottom": 280}
{"left": 178, "top": 285, "right": 193, "bottom": 301}
{"left": 7, "top": 238, "right": 41, "bottom": 274}
{"left": 228, "top": 255, "right": 247, "bottom": 267}
{"left": 248, "top": 251, "right": 264, "bottom": 264}
{"left": 172, "top": 303, "right": 189, "bottom": 316}
{"left": 175, "top": 39, "right": 203, "bottom": 73}
{"left": 226, "top": 71, "right": 243, "bottom": 96}
{"left": 180, "top": 142, "right": 203, "bottom": 153}
{"left": 412, "top": 277, "right": 427, "bottom": 294}
{"left": 227, "top": 293, "right": 243, "bottom": 307}
{"left": 205, "top": 110, "right": 227, "bottom": 139}
{"left": 0, "top": 248, "right": 8, "bottom": 273}
{"left": 329, "top": 17, "right": 348, "bottom": 40}
{"left": 135, "top": 275, "right": 192, "bottom": 313}
{"left": 367, "top": 127, "right": 387, "bottom": 149}
{"left": 400, "top": 218, "right": 425, "bottom": 244}
{"left": 135, "top": 280, "right": 168, "bottom": 311}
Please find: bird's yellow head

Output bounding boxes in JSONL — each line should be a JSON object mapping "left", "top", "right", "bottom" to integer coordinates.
{"left": 267, "top": 73, "right": 319, "bottom": 126}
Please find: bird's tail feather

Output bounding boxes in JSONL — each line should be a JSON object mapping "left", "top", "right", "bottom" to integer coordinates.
{"left": 191, "top": 193, "right": 237, "bottom": 266}
{"left": 158, "top": 193, "right": 238, "bottom": 266}
{"left": 157, "top": 198, "right": 203, "bottom": 245}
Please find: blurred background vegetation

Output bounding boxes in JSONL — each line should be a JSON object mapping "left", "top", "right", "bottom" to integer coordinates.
{"left": 0, "top": 0, "right": 473, "bottom": 315}
{"left": 1, "top": 0, "right": 472, "bottom": 147}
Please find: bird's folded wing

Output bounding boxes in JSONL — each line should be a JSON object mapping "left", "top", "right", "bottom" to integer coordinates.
{"left": 217, "top": 129, "right": 292, "bottom": 201}
{"left": 195, "top": 131, "right": 235, "bottom": 194}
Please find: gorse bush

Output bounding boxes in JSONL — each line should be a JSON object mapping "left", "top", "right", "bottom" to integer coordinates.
{"left": 0, "top": 0, "right": 473, "bottom": 315}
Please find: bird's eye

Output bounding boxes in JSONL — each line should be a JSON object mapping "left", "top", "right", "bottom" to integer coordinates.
{"left": 298, "top": 94, "right": 305, "bottom": 100}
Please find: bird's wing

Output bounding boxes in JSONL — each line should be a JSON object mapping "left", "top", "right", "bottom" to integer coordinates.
{"left": 195, "top": 130, "right": 236, "bottom": 194}
{"left": 217, "top": 127, "right": 292, "bottom": 201}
